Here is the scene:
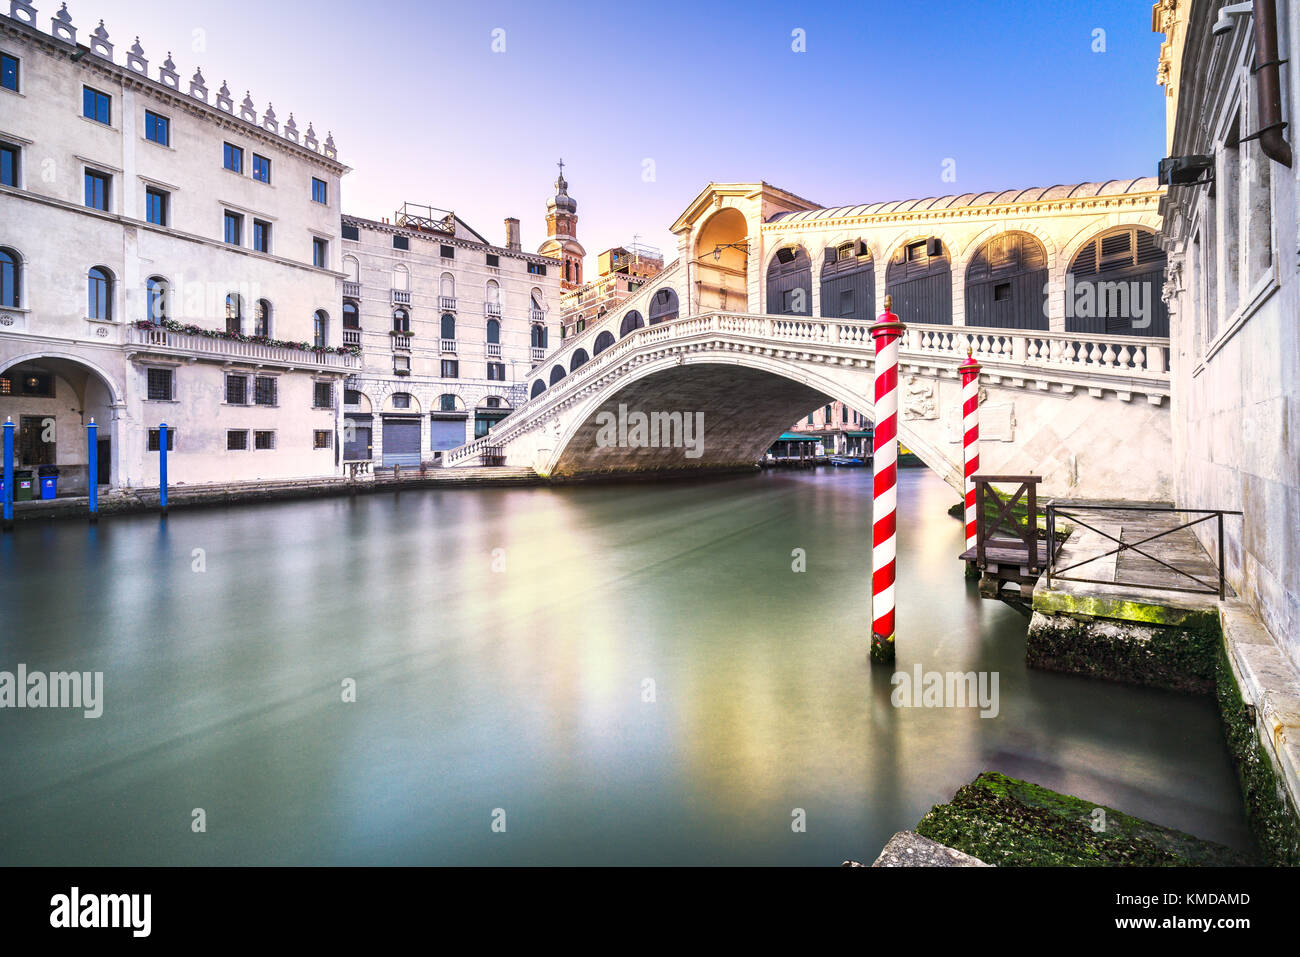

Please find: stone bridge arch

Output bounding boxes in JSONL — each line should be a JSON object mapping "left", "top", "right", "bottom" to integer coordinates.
{"left": 538, "top": 350, "right": 959, "bottom": 485}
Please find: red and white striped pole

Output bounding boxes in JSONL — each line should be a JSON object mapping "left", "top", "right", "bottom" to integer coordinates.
{"left": 870, "top": 295, "right": 906, "bottom": 664}
{"left": 959, "top": 348, "right": 982, "bottom": 552}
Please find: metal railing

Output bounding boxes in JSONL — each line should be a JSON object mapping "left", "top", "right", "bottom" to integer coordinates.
{"left": 1045, "top": 504, "right": 1242, "bottom": 599}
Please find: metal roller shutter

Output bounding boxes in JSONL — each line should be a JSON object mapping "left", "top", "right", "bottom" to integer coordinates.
{"left": 381, "top": 418, "right": 421, "bottom": 466}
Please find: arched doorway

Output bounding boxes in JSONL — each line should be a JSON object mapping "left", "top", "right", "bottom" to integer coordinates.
{"left": 885, "top": 237, "right": 951, "bottom": 325}
{"left": 766, "top": 245, "right": 812, "bottom": 315}
{"left": 695, "top": 206, "right": 749, "bottom": 312}
{"left": 1065, "top": 226, "right": 1168, "bottom": 336}
{"left": 820, "top": 240, "right": 875, "bottom": 320}
{"left": 0, "top": 355, "right": 121, "bottom": 492}
{"left": 965, "top": 231, "right": 1049, "bottom": 330}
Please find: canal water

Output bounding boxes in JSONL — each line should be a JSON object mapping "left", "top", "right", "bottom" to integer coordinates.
{"left": 0, "top": 468, "right": 1253, "bottom": 865}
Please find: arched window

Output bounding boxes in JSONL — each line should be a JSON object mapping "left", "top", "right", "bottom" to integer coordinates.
{"left": 343, "top": 300, "right": 360, "bottom": 329}
{"left": 487, "top": 318, "right": 500, "bottom": 344}
{"left": 593, "top": 330, "right": 615, "bottom": 355}
{"left": 254, "top": 299, "right": 272, "bottom": 337}
{"left": 648, "top": 290, "right": 678, "bottom": 325}
{"left": 392, "top": 308, "right": 409, "bottom": 333}
{"left": 531, "top": 324, "right": 547, "bottom": 348}
{"left": 314, "top": 310, "right": 329, "bottom": 348}
{"left": 548, "top": 364, "right": 566, "bottom": 386}
{"left": 530, "top": 291, "right": 544, "bottom": 320}
{"left": 530, "top": 379, "right": 546, "bottom": 398}
{"left": 486, "top": 279, "right": 500, "bottom": 304}
{"left": 441, "top": 313, "right": 456, "bottom": 341}
{"left": 146, "top": 276, "right": 168, "bottom": 321}
{"left": 225, "top": 294, "right": 243, "bottom": 335}
{"left": 440, "top": 273, "right": 455, "bottom": 302}
{"left": 570, "top": 348, "right": 589, "bottom": 372}
{"left": 619, "top": 310, "right": 645, "bottom": 337}
{"left": 342, "top": 256, "right": 360, "bottom": 283}
{"left": 393, "top": 264, "right": 409, "bottom": 291}
{"left": 0, "top": 248, "right": 20, "bottom": 308}
{"left": 87, "top": 266, "right": 113, "bottom": 320}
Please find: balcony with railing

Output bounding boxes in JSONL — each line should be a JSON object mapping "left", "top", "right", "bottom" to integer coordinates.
{"left": 343, "top": 328, "right": 361, "bottom": 347}
{"left": 531, "top": 346, "right": 547, "bottom": 363}
{"left": 485, "top": 302, "right": 502, "bottom": 318}
{"left": 130, "top": 324, "right": 359, "bottom": 371}
{"left": 343, "top": 281, "right": 361, "bottom": 298}
{"left": 438, "top": 295, "right": 457, "bottom": 311}
{"left": 487, "top": 342, "right": 502, "bottom": 358}
{"left": 441, "top": 338, "right": 458, "bottom": 353}
{"left": 391, "top": 333, "right": 412, "bottom": 350}
{"left": 392, "top": 289, "right": 412, "bottom": 305}
{"left": 529, "top": 308, "right": 545, "bottom": 323}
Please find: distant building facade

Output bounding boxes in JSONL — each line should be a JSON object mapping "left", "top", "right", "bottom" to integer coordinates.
{"left": 1155, "top": 0, "right": 1299, "bottom": 668}
{"left": 790, "top": 401, "right": 872, "bottom": 456}
{"left": 0, "top": 4, "right": 352, "bottom": 490}
{"left": 339, "top": 206, "right": 563, "bottom": 465}
{"left": 560, "top": 243, "right": 664, "bottom": 338}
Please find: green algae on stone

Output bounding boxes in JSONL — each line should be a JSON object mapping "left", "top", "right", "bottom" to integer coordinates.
{"left": 1215, "top": 643, "right": 1300, "bottom": 866}
{"left": 914, "top": 771, "right": 1255, "bottom": 867}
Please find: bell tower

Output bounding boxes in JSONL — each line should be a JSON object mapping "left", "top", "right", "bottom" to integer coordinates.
{"left": 538, "top": 159, "right": 587, "bottom": 290}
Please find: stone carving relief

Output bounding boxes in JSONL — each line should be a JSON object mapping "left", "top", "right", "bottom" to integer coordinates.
{"left": 901, "top": 376, "right": 937, "bottom": 420}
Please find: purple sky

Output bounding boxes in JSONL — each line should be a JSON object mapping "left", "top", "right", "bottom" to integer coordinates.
{"left": 71, "top": 0, "right": 1167, "bottom": 262}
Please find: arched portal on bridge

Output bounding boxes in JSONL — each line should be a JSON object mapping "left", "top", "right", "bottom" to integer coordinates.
{"left": 1065, "top": 226, "right": 1168, "bottom": 337}
{"left": 570, "top": 348, "right": 589, "bottom": 372}
{"left": 549, "top": 364, "right": 567, "bottom": 386}
{"left": 0, "top": 354, "right": 122, "bottom": 492}
{"left": 964, "top": 231, "right": 1049, "bottom": 330}
{"left": 530, "top": 379, "right": 546, "bottom": 398}
{"left": 695, "top": 206, "right": 749, "bottom": 312}
{"left": 820, "top": 240, "right": 875, "bottom": 321}
{"left": 886, "top": 237, "right": 951, "bottom": 325}
{"left": 648, "top": 289, "right": 679, "bottom": 325}
{"left": 619, "top": 310, "right": 644, "bottom": 338}
{"left": 766, "top": 244, "right": 813, "bottom": 315}
{"left": 592, "top": 331, "right": 615, "bottom": 356}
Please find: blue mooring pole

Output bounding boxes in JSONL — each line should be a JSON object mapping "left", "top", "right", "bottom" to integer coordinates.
{"left": 87, "top": 419, "right": 98, "bottom": 522}
{"left": 3, "top": 416, "right": 13, "bottom": 531}
{"left": 158, "top": 423, "right": 169, "bottom": 515}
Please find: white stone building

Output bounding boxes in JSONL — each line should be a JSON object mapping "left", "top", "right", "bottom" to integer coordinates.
{"left": 1155, "top": 0, "right": 1299, "bottom": 669}
{"left": 339, "top": 207, "right": 563, "bottom": 466}
{"left": 0, "top": 2, "right": 352, "bottom": 492}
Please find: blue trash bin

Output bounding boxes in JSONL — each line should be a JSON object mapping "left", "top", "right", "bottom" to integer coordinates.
{"left": 38, "top": 466, "right": 58, "bottom": 500}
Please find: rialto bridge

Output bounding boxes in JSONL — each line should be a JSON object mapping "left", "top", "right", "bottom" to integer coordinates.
{"left": 445, "top": 180, "right": 1173, "bottom": 499}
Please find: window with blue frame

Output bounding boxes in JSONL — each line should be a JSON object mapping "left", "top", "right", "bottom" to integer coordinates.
{"left": 311, "top": 177, "right": 327, "bottom": 204}
{"left": 1, "top": 53, "right": 18, "bottom": 92}
{"left": 224, "top": 210, "right": 243, "bottom": 246}
{"left": 84, "top": 169, "right": 110, "bottom": 210}
{"left": 253, "top": 219, "right": 270, "bottom": 253}
{"left": 145, "top": 111, "right": 169, "bottom": 146}
{"left": 252, "top": 153, "right": 271, "bottom": 183}
{"left": 0, "top": 143, "right": 17, "bottom": 187}
{"left": 145, "top": 187, "right": 167, "bottom": 226}
{"left": 82, "top": 86, "right": 111, "bottom": 124}
{"left": 223, "top": 142, "right": 243, "bottom": 173}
